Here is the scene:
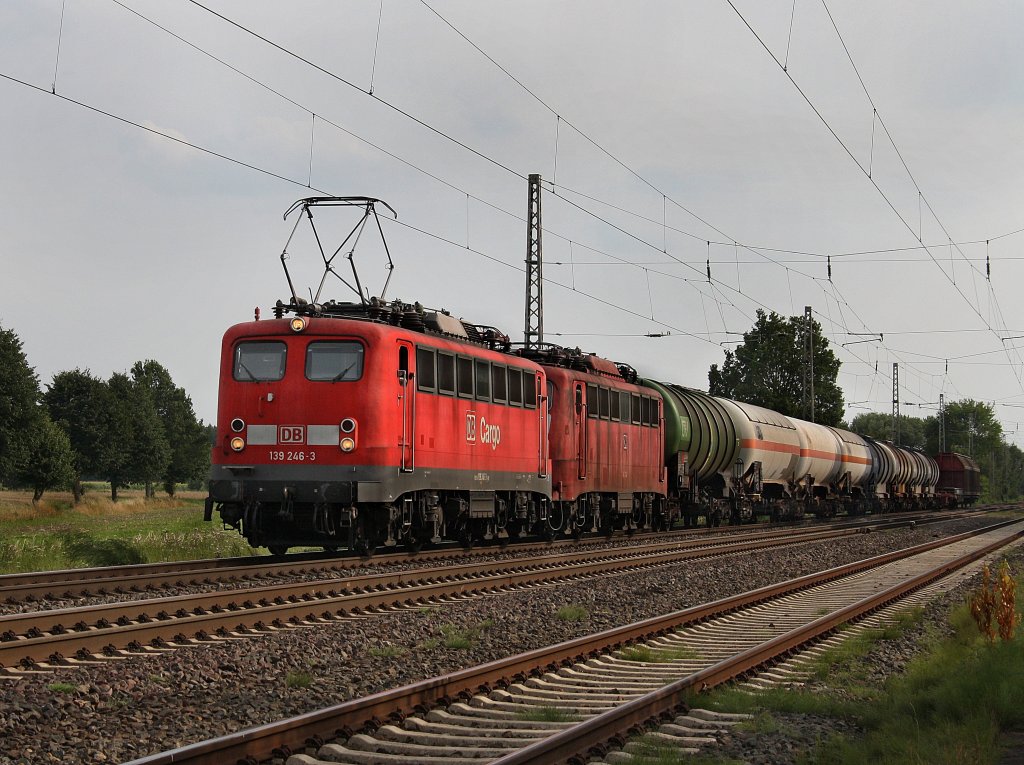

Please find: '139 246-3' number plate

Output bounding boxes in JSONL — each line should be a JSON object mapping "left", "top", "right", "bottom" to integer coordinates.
{"left": 269, "top": 450, "right": 317, "bottom": 462}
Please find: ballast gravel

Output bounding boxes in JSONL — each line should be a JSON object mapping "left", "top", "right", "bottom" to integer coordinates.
{"left": 0, "top": 516, "right": 1009, "bottom": 764}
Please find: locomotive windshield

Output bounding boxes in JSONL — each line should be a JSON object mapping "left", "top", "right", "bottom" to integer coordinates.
{"left": 233, "top": 341, "right": 286, "bottom": 381}
{"left": 306, "top": 341, "right": 365, "bottom": 382}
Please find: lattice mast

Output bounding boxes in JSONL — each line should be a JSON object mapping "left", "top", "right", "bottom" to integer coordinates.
{"left": 802, "top": 306, "right": 815, "bottom": 422}
{"left": 939, "top": 393, "right": 945, "bottom": 452}
{"left": 892, "top": 363, "right": 900, "bottom": 444}
{"left": 524, "top": 173, "right": 544, "bottom": 350}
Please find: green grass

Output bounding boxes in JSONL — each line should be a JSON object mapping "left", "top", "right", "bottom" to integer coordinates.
{"left": 285, "top": 670, "right": 313, "bottom": 688}
{"left": 696, "top": 594, "right": 1024, "bottom": 765}
{"left": 0, "top": 490, "right": 257, "bottom": 573}
{"left": 47, "top": 682, "right": 77, "bottom": 694}
{"left": 439, "top": 619, "right": 495, "bottom": 649}
{"left": 515, "top": 706, "right": 579, "bottom": 723}
{"left": 555, "top": 605, "right": 589, "bottom": 622}
{"left": 808, "top": 609, "right": 923, "bottom": 685}
{"left": 368, "top": 645, "right": 406, "bottom": 658}
{"left": 620, "top": 644, "right": 697, "bottom": 663}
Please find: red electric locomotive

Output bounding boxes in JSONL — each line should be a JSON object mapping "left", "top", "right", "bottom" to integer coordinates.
{"left": 206, "top": 299, "right": 552, "bottom": 553}
{"left": 524, "top": 347, "right": 667, "bottom": 535}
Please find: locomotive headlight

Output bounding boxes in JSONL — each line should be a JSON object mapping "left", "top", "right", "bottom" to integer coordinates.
{"left": 340, "top": 437, "right": 356, "bottom": 453}
{"left": 289, "top": 316, "right": 308, "bottom": 333}
{"left": 230, "top": 436, "right": 246, "bottom": 452}
{"left": 340, "top": 418, "right": 357, "bottom": 434}
{"left": 230, "top": 418, "right": 245, "bottom": 433}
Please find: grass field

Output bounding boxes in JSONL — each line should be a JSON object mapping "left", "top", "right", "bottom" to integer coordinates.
{"left": 0, "top": 484, "right": 257, "bottom": 573}
{"left": 697, "top": 571, "right": 1024, "bottom": 764}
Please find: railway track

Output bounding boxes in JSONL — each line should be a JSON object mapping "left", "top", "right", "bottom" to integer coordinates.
{"left": 0, "top": 515, "right": 947, "bottom": 671}
{"left": 121, "top": 517, "right": 1024, "bottom": 765}
{"left": 0, "top": 506, "right": 1000, "bottom": 605}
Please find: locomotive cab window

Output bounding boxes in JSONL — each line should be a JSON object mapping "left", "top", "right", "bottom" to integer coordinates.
{"left": 416, "top": 347, "right": 436, "bottom": 391}
{"left": 305, "top": 341, "right": 364, "bottom": 382}
{"left": 234, "top": 341, "right": 286, "bottom": 382}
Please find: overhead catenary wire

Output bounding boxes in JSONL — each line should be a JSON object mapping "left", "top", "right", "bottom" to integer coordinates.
{"left": 13, "top": 1, "right": 1024, "bottom": 439}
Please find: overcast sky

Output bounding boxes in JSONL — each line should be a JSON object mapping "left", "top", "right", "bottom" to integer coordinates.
{"left": 3, "top": 1, "right": 1024, "bottom": 448}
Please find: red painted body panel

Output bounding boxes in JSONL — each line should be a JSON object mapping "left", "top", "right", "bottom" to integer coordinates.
{"left": 213, "top": 317, "right": 549, "bottom": 493}
{"left": 543, "top": 365, "right": 664, "bottom": 502}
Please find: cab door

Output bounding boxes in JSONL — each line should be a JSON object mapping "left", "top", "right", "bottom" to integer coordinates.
{"left": 397, "top": 341, "right": 415, "bottom": 472}
{"left": 575, "top": 382, "right": 587, "bottom": 480}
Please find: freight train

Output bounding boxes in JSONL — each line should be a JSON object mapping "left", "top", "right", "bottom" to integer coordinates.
{"left": 204, "top": 296, "right": 981, "bottom": 554}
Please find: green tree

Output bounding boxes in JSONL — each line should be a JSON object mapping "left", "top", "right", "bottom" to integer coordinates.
{"left": 0, "top": 324, "right": 43, "bottom": 487}
{"left": 45, "top": 369, "right": 111, "bottom": 502}
{"left": 924, "top": 399, "right": 1002, "bottom": 458}
{"left": 130, "top": 360, "right": 209, "bottom": 496}
{"left": 708, "top": 309, "right": 844, "bottom": 425}
{"left": 100, "top": 373, "right": 170, "bottom": 501}
{"left": 16, "top": 416, "right": 75, "bottom": 502}
{"left": 849, "top": 411, "right": 928, "bottom": 449}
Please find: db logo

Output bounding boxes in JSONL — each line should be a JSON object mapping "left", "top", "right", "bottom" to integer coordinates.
{"left": 465, "top": 412, "right": 477, "bottom": 443}
{"left": 279, "top": 425, "right": 305, "bottom": 444}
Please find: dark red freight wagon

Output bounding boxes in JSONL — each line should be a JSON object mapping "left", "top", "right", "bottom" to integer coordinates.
{"left": 935, "top": 452, "right": 981, "bottom": 506}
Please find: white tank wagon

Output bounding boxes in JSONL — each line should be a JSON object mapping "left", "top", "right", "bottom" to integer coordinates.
{"left": 645, "top": 380, "right": 942, "bottom": 524}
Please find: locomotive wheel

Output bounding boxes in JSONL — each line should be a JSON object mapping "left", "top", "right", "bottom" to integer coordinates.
{"left": 268, "top": 545, "right": 289, "bottom": 557}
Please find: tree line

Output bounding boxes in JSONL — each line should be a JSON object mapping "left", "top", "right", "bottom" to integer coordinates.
{"left": 0, "top": 323, "right": 210, "bottom": 502}
{"left": 709, "top": 309, "right": 1022, "bottom": 501}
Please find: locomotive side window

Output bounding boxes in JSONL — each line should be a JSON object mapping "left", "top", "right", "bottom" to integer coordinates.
{"left": 457, "top": 356, "right": 474, "bottom": 398}
{"left": 508, "top": 368, "right": 523, "bottom": 407}
{"left": 586, "top": 384, "right": 598, "bottom": 418}
{"left": 305, "top": 341, "right": 364, "bottom": 382}
{"left": 475, "top": 360, "right": 490, "bottom": 401}
{"left": 437, "top": 352, "right": 455, "bottom": 395}
{"left": 631, "top": 394, "right": 641, "bottom": 425}
{"left": 610, "top": 389, "right": 621, "bottom": 421}
{"left": 416, "top": 347, "right": 436, "bottom": 391}
{"left": 492, "top": 364, "right": 507, "bottom": 403}
{"left": 233, "top": 341, "right": 286, "bottom": 382}
{"left": 620, "top": 392, "right": 631, "bottom": 423}
{"left": 524, "top": 373, "right": 538, "bottom": 409}
{"left": 598, "top": 387, "right": 610, "bottom": 419}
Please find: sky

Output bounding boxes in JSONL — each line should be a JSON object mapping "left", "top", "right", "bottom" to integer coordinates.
{"left": 3, "top": 1, "right": 1024, "bottom": 448}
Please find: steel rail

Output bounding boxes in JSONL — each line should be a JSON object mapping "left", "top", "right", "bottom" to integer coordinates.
{"left": 0, "top": 521, "right": 887, "bottom": 668}
{"left": 0, "top": 524, "right": 773, "bottom": 601}
{"left": 120, "top": 517, "right": 1023, "bottom": 765}
{"left": 0, "top": 506, "right": 996, "bottom": 602}
{"left": 493, "top": 521, "right": 1024, "bottom": 764}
